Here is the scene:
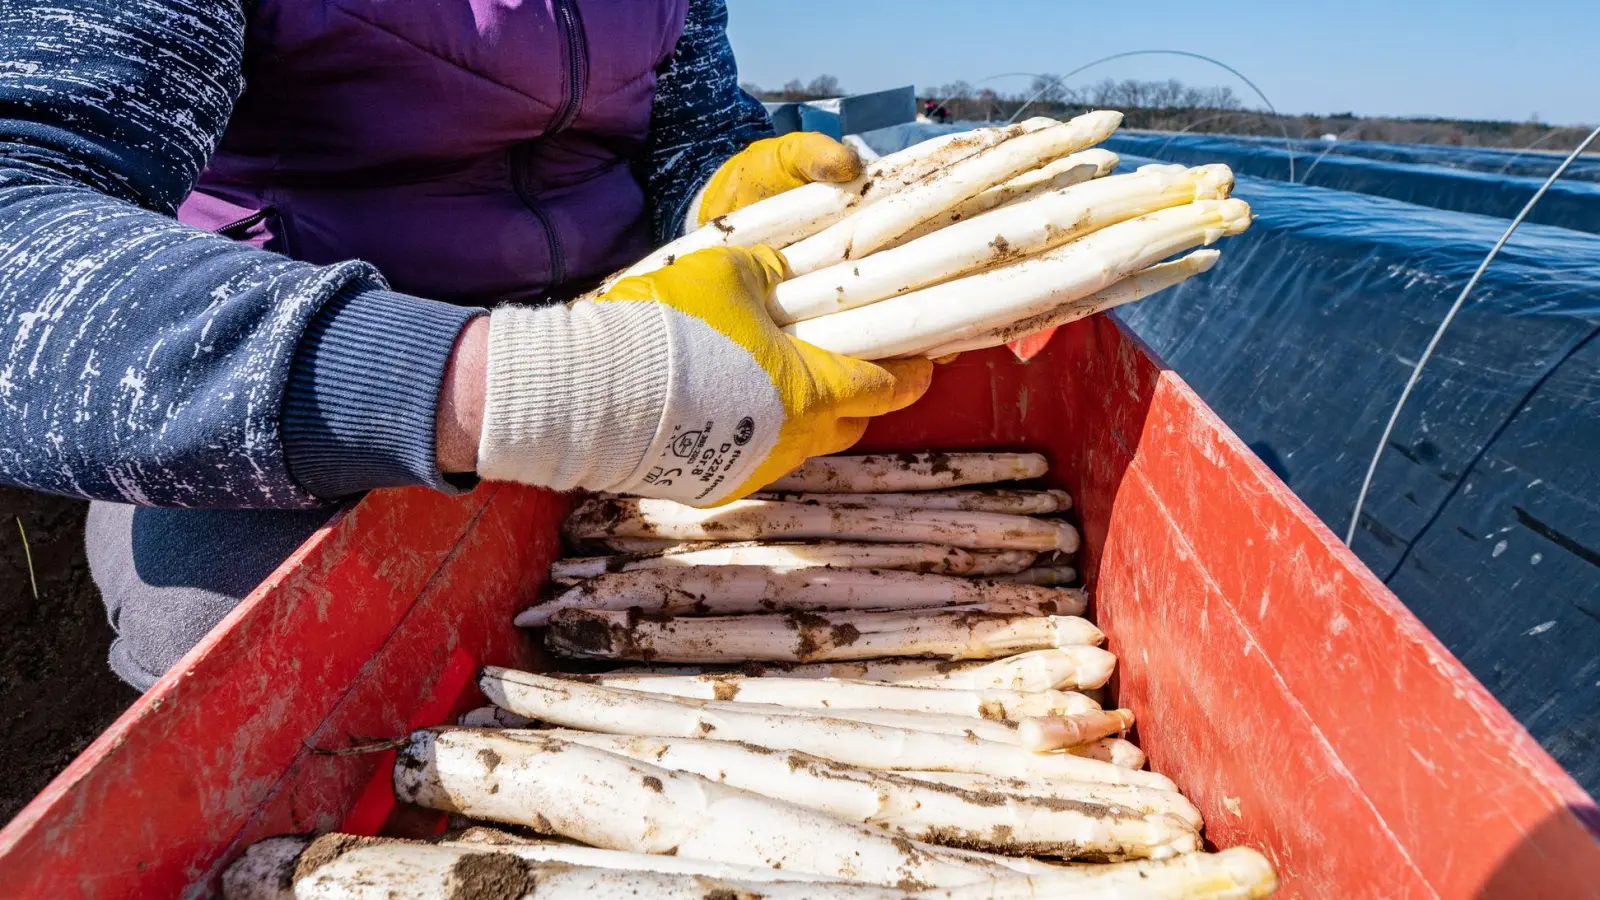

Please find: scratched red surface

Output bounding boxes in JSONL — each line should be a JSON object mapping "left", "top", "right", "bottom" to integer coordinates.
{"left": 1, "top": 315, "right": 1595, "bottom": 898}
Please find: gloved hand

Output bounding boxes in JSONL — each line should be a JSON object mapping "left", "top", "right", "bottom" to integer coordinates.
{"left": 477, "top": 246, "right": 932, "bottom": 506}
{"left": 694, "top": 133, "right": 863, "bottom": 226}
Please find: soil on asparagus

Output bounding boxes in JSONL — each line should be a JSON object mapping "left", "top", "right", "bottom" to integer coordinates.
{"left": 0, "top": 489, "right": 138, "bottom": 824}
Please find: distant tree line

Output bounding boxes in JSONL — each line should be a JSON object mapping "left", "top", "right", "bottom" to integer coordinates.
{"left": 741, "top": 74, "right": 1595, "bottom": 153}
{"left": 741, "top": 75, "right": 843, "bottom": 103}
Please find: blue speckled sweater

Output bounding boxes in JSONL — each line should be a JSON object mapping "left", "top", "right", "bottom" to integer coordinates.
{"left": 0, "top": 0, "right": 772, "bottom": 507}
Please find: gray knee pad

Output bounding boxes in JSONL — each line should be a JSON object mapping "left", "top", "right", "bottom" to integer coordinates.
{"left": 86, "top": 502, "right": 338, "bottom": 690}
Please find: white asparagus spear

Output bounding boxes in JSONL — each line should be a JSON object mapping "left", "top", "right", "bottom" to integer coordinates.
{"left": 572, "top": 538, "right": 1053, "bottom": 568}
{"left": 523, "top": 592, "right": 1071, "bottom": 628}
{"left": 437, "top": 840, "right": 834, "bottom": 882}
{"left": 394, "top": 729, "right": 1019, "bottom": 886}
{"left": 606, "top": 647, "right": 1117, "bottom": 692}
{"left": 520, "top": 730, "right": 1199, "bottom": 860}
{"left": 225, "top": 833, "right": 842, "bottom": 893}
{"left": 572, "top": 538, "right": 1047, "bottom": 565}
{"left": 484, "top": 681, "right": 1044, "bottom": 744}
{"left": 967, "top": 848, "right": 1279, "bottom": 900}
{"left": 481, "top": 668, "right": 1174, "bottom": 788}
{"left": 721, "top": 702, "right": 1028, "bottom": 744}
{"left": 563, "top": 496, "right": 1080, "bottom": 553}
{"left": 921, "top": 249, "right": 1222, "bottom": 357}
{"left": 443, "top": 754, "right": 1181, "bottom": 818}
{"left": 549, "top": 542, "right": 1036, "bottom": 579}
{"left": 254, "top": 838, "right": 905, "bottom": 900}
{"left": 767, "top": 452, "right": 1049, "bottom": 493}
{"left": 1072, "top": 737, "right": 1149, "bottom": 770}
{"left": 854, "top": 648, "right": 1116, "bottom": 690}
{"left": 601, "top": 119, "right": 1059, "bottom": 289}
{"left": 467, "top": 705, "right": 1065, "bottom": 750}
{"left": 517, "top": 565, "right": 1086, "bottom": 627}
{"left": 222, "top": 836, "right": 310, "bottom": 900}
{"left": 749, "top": 488, "right": 1072, "bottom": 514}
{"left": 891, "top": 149, "right": 1121, "bottom": 245}
{"left": 471, "top": 688, "right": 1056, "bottom": 746}
{"left": 577, "top": 536, "right": 707, "bottom": 554}
{"left": 898, "top": 771, "right": 1203, "bottom": 829}
{"left": 544, "top": 607, "right": 1103, "bottom": 662}
{"left": 782, "top": 111, "right": 1125, "bottom": 276}
{"left": 986, "top": 565, "right": 1079, "bottom": 586}
{"left": 569, "top": 673, "right": 1100, "bottom": 721}
{"left": 956, "top": 550, "right": 1042, "bottom": 576}
{"left": 241, "top": 836, "right": 1277, "bottom": 900}
{"left": 771, "top": 164, "right": 1232, "bottom": 324}
{"left": 787, "top": 198, "right": 1254, "bottom": 360}
{"left": 1019, "top": 709, "right": 1136, "bottom": 752}
{"left": 989, "top": 147, "right": 1121, "bottom": 201}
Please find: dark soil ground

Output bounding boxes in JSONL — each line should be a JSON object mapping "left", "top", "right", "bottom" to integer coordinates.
{"left": 0, "top": 488, "right": 138, "bottom": 824}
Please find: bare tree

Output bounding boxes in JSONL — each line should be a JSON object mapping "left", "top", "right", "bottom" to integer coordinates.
{"left": 939, "top": 80, "right": 973, "bottom": 101}
{"left": 1148, "top": 79, "right": 1185, "bottom": 109}
{"left": 805, "top": 74, "right": 843, "bottom": 98}
{"left": 1116, "top": 79, "right": 1149, "bottom": 109}
{"left": 1198, "top": 86, "right": 1241, "bottom": 110}
{"left": 1088, "top": 78, "right": 1118, "bottom": 106}
{"left": 976, "top": 87, "right": 1000, "bottom": 120}
{"left": 1029, "top": 74, "right": 1066, "bottom": 106}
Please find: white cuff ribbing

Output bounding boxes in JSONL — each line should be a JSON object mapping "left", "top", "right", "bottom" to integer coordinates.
{"left": 477, "top": 302, "right": 671, "bottom": 491}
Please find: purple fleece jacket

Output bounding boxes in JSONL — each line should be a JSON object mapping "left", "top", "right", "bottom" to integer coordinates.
{"left": 0, "top": 0, "right": 773, "bottom": 506}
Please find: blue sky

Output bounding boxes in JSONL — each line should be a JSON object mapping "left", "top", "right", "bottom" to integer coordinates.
{"left": 725, "top": 0, "right": 1597, "bottom": 125}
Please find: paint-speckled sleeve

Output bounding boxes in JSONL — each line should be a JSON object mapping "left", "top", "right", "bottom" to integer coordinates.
{"left": 643, "top": 0, "right": 774, "bottom": 245}
{"left": 0, "top": 0, "right": 476, "bottom": 507}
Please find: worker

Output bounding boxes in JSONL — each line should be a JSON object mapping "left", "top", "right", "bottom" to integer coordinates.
{"left": 0, "top": 0, "right": 932, "bottom": 690}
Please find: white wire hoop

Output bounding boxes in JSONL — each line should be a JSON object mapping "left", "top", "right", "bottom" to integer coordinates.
{"left": 1344, "top": 124, "right": 1600, "bottom": 546}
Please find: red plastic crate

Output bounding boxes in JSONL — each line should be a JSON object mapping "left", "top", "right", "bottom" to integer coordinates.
{"left": 1, "top": 316, "right": 1595, "bottom": 898}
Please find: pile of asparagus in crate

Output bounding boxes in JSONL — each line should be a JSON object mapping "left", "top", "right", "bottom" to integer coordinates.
{"left": 225, "top": 453, "right": 1279, "bottom": 899}
{"left": 223, "top": 109, "right": 1274, "bottom": 897}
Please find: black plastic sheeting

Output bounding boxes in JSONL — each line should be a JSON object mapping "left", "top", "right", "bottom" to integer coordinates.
{"left": 1222, "top": 133, "right": 1600, "bottom": 184}
{"left": 1100, "top": 132, "right": 1600, "bottom": 234}
{"left": 1111, "top": 155, "right": 1600, "bottom": 792}
{"left": 854, "top": 121, "right": 1600, "bottom": 793}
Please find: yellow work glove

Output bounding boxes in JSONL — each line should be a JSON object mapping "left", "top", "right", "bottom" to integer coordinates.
{"left": 695, "top": 133, "right": 863, "bottom": 226}
{"left": 477, "top": 246, "right": 931, "bottom": 507}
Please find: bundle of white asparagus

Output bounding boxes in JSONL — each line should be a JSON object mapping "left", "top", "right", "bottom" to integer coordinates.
{"left": 224, "top": 112, "right": 1276, "bottom": 899}
{"left": 595, "top": 110, "right": 1251, "bottom": 360}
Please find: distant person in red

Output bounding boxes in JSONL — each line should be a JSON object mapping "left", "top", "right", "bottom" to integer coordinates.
{"left": 924, "top": 99, "right": 951, "bottom": 124}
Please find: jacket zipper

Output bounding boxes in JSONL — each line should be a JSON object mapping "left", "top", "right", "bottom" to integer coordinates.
{"left": 548, "top": 0, "right": 588, "bottom": 134}
{"left": 510, "top": 0, "right": 587, "bottom": 290}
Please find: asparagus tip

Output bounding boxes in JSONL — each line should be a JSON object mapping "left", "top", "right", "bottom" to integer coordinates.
{"left": 1217, "top": 846, "right": 1281, "bottom": 896}
{"left": 1190, "top": 164, "right": 1236, "bottom": 200}
{"left": 1185, "top": 249, "right": 1223, "bottom": 274}
{"left": 1218, "top": 198, "right": 1255, "bottom": 236}
{"left": 1054, "top": 522, "right": 1082, "bottom": 553}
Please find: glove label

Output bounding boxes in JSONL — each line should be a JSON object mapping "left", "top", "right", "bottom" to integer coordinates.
{"left": 641, "top": 415, "right": 760, "bottom": 503}
{"left": 613, "top": 305, "right": 784, "bottom": 507}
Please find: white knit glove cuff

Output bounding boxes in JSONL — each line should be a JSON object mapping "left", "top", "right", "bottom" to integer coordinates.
{"left": 477, "top": 302, "right": 670, "bottom": 491}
